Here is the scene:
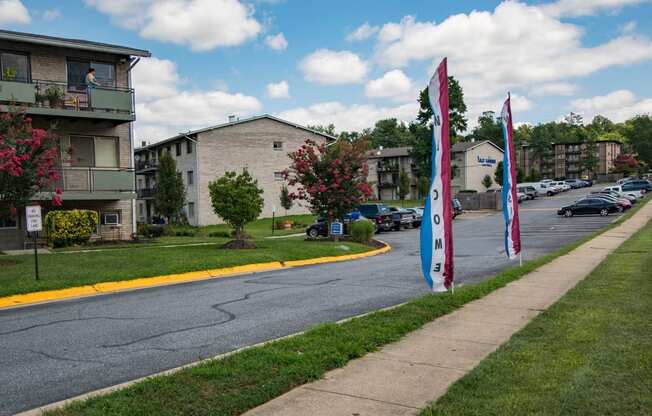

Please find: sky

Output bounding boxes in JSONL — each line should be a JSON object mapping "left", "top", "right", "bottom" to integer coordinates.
{"left": 1, "top": 0, "right": 652, "bottom": 143}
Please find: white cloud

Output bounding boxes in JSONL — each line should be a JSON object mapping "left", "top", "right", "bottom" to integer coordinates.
{"left": 620, "top": 21, "right": 637, "bottom": 34}
{"left": 266, "top": 80, "right": 289, "bottom": 99}
{"left": 132, "top": 57, "right": 262, "bottom": 141}
{"left": 300, "top": 49, "right": 369, "bottom": 85}
{"left": 277, "top": 101, "right": 419, "bottom": 132}
{"left": 530, "top": 82, "right": 579, "bottom": 97}
{"left": 265, "top": 33, "right": 288, "bottom": 51}
{"left": 0, "top": 0, "right": 30, "bottom": 24}
{"left": 364, "top": 69, "right": 413, "bottom": 100}
{"left": 85, "top": 0, "right": 261, "bottom": 51}
{"left": 372, "top": 2, "right": 652, "bottom": 128}
{"left": 570, "top": 89, "right": 652, "bottom": 122}
{"left": 347, "top": 22, "right": 379, "bottom": 42}
{"left": 42, "top": 9, "right": 61, "bottom": 21}
{"left": 541, "top": 0, "right": 651, "bottom": 18}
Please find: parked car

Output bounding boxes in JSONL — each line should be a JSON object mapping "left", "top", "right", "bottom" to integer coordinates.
{"left": 555, "top": 181, "right": 571, "bottom": 191}
{"left": 621, "top": 179, "right": 651, "bottom": 194}
{"left": 523, "top": 182, "right": 556, "bottom": 196}
{"left": 564, "top": 179, "right": 585, "bottom": 189}
{"left": 404, "top": 208, "right": 422, "bottom": 227}
{"left": 593, "top": 190, "right": 637, "bottom": 204}
{"left": 558, "top": 198, "right": 620, "bottom": 217}
{"left": 602, "top": 185, "right": 644, "bottom": 200}
{"left": 356, "top": 204, "right": 394, "bottom": 232}
{"left": 306, "top": 217, "right": 328, "bottom": 238}
{"left": 453, "top": 199, "right": 463, "bottom": 218}
{"left": 517, "top": 185, "right": 537, "bottom": 200}
{"left": 387, "top": 206, "right": 413, "bottom": 230}
{"left": 586, "top": 194, "right": 630, "bottom": 211}
{"left": 517, "top": 192, "right": 527, "bottom": 203}
{"left": 581, "top": 178, "right": 594, "bottom": 187}
{"left": 617, "top": 176, "right": 636, "bottom": 185}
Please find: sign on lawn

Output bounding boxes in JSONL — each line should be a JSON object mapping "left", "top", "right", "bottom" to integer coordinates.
{"left": 330, "top": 221, "right": 343, "bottom": 236}
{"left": 26, "top": 205, "right": 42, "bottom": 232}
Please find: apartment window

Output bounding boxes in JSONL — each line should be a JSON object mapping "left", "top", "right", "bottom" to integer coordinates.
{"left": 137, "top": 178, "right": 144, "bottom": 189}
{"left": 274, "top": 171, "right": 285, "bottom": 181}
{"left": 187, "top": 202, "right": 195, "bottom": 219}
{"left": 187, "top": 170, "right": 194, "bottom": 186}
{"left": 273, "top": 141, "right": 283, "bottom": 151}
{"left": 0, "top": 209, "right": 17, "bottom": 229}
{"left": 0, "top": 51, "right": 30, "bottom": 82}
{"left": 101, "top": 211, "right": 121, "bottom": 226}
{"left": 67, "top": 60, "right": 116, "bottom": 89}
{"left": 186, "top": 140, "right": 193, "bottom": 154}
{"left": 175, "top": 142, "right": 182, "bottom": 156}
{"left": 67, "top": 135, "right": 119, "bottom": 168}
{"left": 139, "top": 203, "right": 145, "bottom": 216}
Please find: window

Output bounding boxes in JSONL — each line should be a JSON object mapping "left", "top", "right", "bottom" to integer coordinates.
{"left": 67, "top": 60, "right": 115, "bottom": 89}
{"left": 67, "top": 135, "right": 119, "bottom": 168}
{"left": 187, "top": 171, "right": 194, "bottom": 186}
{"left": 175, "top": 142, "right": 182, "bottom": 156}
{"left": 1, "top": 52, "right": 30, "bottom": 82}
{"left": 139, "top": 203, "right": 145, "bottom": 216}
{"left": 137, "top": 178, "right": 144, "bottom": 189}
{"left": 274, "top": 172, "right": 284, "bottom": 181}
{"left": 187, "top": 202, "right": 195, "bottom": 219}
{"left": 186, "top": 140, "right": 193, "bottom": 154}
{"left": 101, "top": 211, "right": 120, "bottom": 225}
{"left": 273, "top": 141, "right": 283, "bottom": 151}
{"left": 0, "top": 209, "right": 17, "bottom": 229}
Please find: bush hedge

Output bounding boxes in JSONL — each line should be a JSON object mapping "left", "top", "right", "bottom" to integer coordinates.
{"left": 44, "top": 210, "right": 99, "bottom": 247}
{"left": 350, "top": 219, "right": 375, "bottom": 244}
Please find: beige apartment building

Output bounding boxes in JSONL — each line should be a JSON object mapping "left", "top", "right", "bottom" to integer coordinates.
{"left": 0, "top": 30, "right": 150, "bottom": 250}
{"left": 135, "top": 115, "right": 333, "bottom": 226}
{"left": 517, "top": 140, "right": 622, "bottom": 180}
{"left": 366, "top": 147, "right": 418, "bottom": 200}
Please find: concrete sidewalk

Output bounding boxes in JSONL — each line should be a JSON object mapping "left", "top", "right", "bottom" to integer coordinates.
{"left": 245, "top": 202, "right": 652, "bottom": 416}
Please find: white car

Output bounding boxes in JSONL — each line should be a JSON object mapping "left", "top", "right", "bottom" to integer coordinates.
{"left": 521, "top": 182, "right": 555, "bottom": 196}
{"left": 517, "top": 192, "right": 527, "bottom": 202}
{"left": 603, "top": 185, "right": 644, "bottom": 200}
{"left": 554, "top": 181, "right": 571, "bottom": 191}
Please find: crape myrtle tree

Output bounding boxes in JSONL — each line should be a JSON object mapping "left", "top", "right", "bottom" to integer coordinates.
{"left": 286, "top": 139, "right": 374, "bottom": 235}
{"left": 153, "top": 152, "right": 186, "bottom": 224}
{"left": 0, "top": 109, "right": 61, "bottom": 214}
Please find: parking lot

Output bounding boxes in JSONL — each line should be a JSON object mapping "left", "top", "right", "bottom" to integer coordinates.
{"left": 0, "top": 186, "right": 627, "bottom": 415}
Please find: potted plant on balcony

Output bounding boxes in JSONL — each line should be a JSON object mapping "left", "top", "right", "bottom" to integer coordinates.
{"left": 2, "top": 67, "right": 17, "bottom": 81}
{"left": 45, "top": 85, "right": 65, "bottom": 108}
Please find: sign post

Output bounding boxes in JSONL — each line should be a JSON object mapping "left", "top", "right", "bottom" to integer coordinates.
{"left": 25, "top": 205, "right": 42, "bottom": 280}
{"left": 271, "top": 205, "right": 276, "bottom": 235}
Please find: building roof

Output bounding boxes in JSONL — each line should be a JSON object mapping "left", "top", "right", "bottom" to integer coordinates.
{"left": 0, "top": 29, "right": 151, "bottom": 57}
{"left": 136, "top": 114, "right": 337, "bottom": 151}
{"left": 451, "top": 140, "right": 504, "bottom": 154}
{"left": 367, "top": 146, "right": 411, "bottom": 158}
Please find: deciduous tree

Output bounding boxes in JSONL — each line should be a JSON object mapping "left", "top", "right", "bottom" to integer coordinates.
{"left": 398, "top": 168, "right": 410, "bottom": 201}
{"left": 154, "top": 152, "right": 186, "bottom": 224}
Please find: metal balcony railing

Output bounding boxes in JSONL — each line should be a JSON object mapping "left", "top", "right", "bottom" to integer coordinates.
{"left": 0, "top": 79, "right": 135, "bottom": 120}
{"left": 137, "top": 188, "right": 155, "bottom": 198}
{"left": 49, "top": 167, "right": 135, "bottom": 193}
{"left": 135, "top": 160, "right": 158, "bottom": 171}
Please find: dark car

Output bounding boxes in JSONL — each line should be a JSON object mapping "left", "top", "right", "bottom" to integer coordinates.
{"left": 356, "top": 204, "right": 394, "bottom": 232}
{"left": 557, "top": 198, "right": 619, "bottom": 217}
{"left": 404, "top": 208, "right": 422, "bottom": 227}
{"left": 564, "top": 179, "right": 584, "bottom": 189}
{"left": 622, "top": 179, "right": 651, "bottom": 194}
{"left": 306, "top": 218, "right": 328, "bottom": 238}
{"left": 387, "top": 206, "right": 413, "bottom": 230}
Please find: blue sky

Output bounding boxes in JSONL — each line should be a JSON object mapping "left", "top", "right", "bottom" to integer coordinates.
{"left": 2, "top": 0, "right": 652, "bottom": 142}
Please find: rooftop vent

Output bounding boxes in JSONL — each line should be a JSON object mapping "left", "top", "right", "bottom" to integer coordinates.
{"left": 228, "top": 115, "right": 236, "bottom": 123}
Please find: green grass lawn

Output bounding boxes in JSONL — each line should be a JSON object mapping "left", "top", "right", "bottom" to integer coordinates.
{"left": 0, "top": 237, "right": 368, "bottom": 298}
{"left": 421, "top": 219, "right": 652, "bottom": 415}
{"left": 376, "top": 199, "right": 425, "bottom": 208}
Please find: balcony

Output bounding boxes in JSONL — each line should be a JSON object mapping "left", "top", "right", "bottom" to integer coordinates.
{"left": 33, "top": 167, "right": 136, "bottom": 201}
{"left": 135, "top": 159, "right": 158, "bottom": 172}
{"left": 137, "top": 187, "right": 155, "bottom": 199}
{"left": 0, "top": 79, "right": 135, "bottom": 122}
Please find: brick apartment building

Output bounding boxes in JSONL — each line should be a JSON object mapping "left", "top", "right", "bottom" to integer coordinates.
{"left": 0, "top": 30, "right": 150, "bottom": 250}
{"left": 134, "top": 115, "right": 333, "bottom": 226}
{"left": 516, "top": 140, "right": 622, "bottom": 180}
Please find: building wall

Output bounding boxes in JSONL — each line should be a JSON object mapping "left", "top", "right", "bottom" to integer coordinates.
{"left": 196, "top": 118, "right": 328, "bottom": 225}
{"left": 464, "top": 143, "right": 503, "bottom": 191}
{"left": 368, "top": 155, "right": 418, "bottom": 201}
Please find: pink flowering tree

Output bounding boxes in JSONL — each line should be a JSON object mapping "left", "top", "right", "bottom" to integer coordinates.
{"left": 286, "top": 139, "right": 373, "bottom": 232}
{"left": 0, "top": 109, "right": 61, "bottom": 216}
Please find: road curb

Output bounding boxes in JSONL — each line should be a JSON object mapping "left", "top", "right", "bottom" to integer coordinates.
{"left": 0, "top": 240, "right": 391, "bottom": 311}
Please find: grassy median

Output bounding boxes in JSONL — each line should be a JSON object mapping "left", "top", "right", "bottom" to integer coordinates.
{"left": 422, "top": 218, "right": 652, "bottom": 415}
{"left": 0, "top": 238, "right": 369, "bottom": 298}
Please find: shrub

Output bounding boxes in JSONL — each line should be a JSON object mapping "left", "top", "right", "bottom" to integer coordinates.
{"left": 350, "top": 219, "right": 375, "bottom": 244}
{"left": 208, "top": 231, "right": 231, "bottom": 238}
{"left": 44, "top": 210, "right": 99, "bottom": 247}
{"left": 142, "top": 225, "right": 164, "bottom": 238}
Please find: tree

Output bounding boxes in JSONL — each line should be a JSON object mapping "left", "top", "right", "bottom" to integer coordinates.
{"left": 1, "top": 109, "right": 61, "bottom": 211}
{"left": 494, "top": 161, "right": 504, "bottom": 185}
{"left": 622, "top": 115, "right": 652, "bottom": 168}
{"left": 209, "top": 169, "right": 263, "bottom": 245}
{"left": 470, "top": 111, "right": 503, "bottom": 149}
{"left": 369, "top": 118, "right": 412, "bottom": 149}
{"left": 482, "top": 174, "right": 493, "bottom": 190}
{"left": 153, "top": 152, "right": 186, "bottom": 224}
{"left": 526, "top": 169, "right": 542, "bottom": 182}
{"left": 417, "top": 176, "right": 429, "bottom": 199}
{"left": 279, "top": 184, "right": 293, "bottom": 216}
{"left": 286, "top": 139, "right": 373, "bottom": 232}
{"left": 517, "top": 168, "right": 525, "bottom": 183}
{"left": 307, "top": 124, "right": 336, "bottom": 136}
{"left": 612, "top": 154, "right": 638, "bottom": 176}
{"left": 581, "top": 138, "right": 599, "bottom": 178}
{"left": 398, "top": 168, "right": 410, "bottom": 201}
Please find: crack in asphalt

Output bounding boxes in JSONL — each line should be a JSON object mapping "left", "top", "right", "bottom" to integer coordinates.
{"left": 25, "top": 348, "right": 106, "bottom": 365}
{"left": 0, "top": 316, "right": 148, "bottom": 336}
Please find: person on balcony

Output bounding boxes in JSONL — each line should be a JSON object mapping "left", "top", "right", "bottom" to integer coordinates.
{"left": 85, "top": 68, "right": 100, "bottom": 108}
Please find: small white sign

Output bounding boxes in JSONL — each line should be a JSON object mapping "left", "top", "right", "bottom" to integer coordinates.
{"left": 26, "top": 206, "right": 42, "bottom": 232}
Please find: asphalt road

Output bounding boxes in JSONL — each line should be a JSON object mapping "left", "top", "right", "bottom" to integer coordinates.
{"left": 0, "top": 187, "right": 624, "bottom": 415}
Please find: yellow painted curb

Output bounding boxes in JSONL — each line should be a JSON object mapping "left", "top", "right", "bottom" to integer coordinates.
{"left": 0, "top": 242, "right": 391, "bottom": 310}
